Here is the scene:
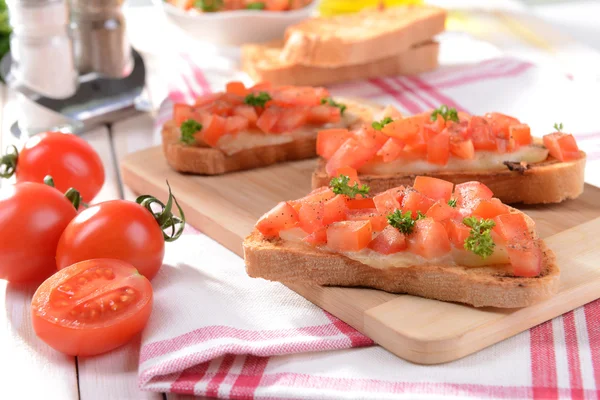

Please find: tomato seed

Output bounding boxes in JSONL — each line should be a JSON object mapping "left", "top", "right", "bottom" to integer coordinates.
{"left": 125, "top": 288, "right": 134, "bottom": 295}
{"left": 111, "top": 304, "right": 119, "bottom": 311}
{"left": 119, "top": 295, "right": 129, "bottom": 303}
{"left": 78, "top": 277, "right": 87, "bottom": 285}
{"left": 104, "top": 269, "right": 115, "bottom": 279}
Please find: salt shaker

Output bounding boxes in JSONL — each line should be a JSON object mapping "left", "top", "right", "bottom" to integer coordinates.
{"left": 6, "top": 0, "right": 78, "bottom": 99}
{"left": 69, "top": 0, "right": 133, "bottom": 79}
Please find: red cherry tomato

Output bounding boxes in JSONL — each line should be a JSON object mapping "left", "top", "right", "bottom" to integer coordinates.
{"left": 2, "top": 132, "right": 105, "bottom": 202}
{"left": 0, "top": 183, "right": 78, "bottom": 283}
{"left": 31, "top": 259, "right": 153, "bottom": 356}
{"left": 56, "top": 200, "right": 167, "bottom": 280}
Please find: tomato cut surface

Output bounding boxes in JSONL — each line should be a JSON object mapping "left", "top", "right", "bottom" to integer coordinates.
{"left": 402, "top": 189, "right": 435, "bottom": 216}
{"left": 543, "top": 132, "right": 580, "bottom": 162}
{"left": 450, "top": 138, "right": 475, "bottom": 159}
{"left": 407, "top": 218, "right": 451, "bottom": 259}
{"left": 377, "top": 138, "right": 405, "bottom": 162}
{"left": 299, "top": 202, "right": 325, "bottom": 234}
{"left": 454, "top": 181, "right": 493, "bottom": 210}
{"left": 472, "top": 198, "right": 509, "bottom": 219}
{"left": 325, "top": 138, "right": 378, "bottom": 177}
{"left": 413, "top": 176, "right": 453, "bottom": 202}
{"left": 317, "top": 129, "right": 352, "bottom": 159}
{"left": 368, "top": 226, "right": 407, "bottom": 254}
{"left": 256, "top": 202, "right": 299, "bottom": 237}
{"left": 31, "top": 259, "right": 153, "bottom": 356}
{"left": 326, "top": 220, "right": 372, "bottom": 252}
{"left": 425, "top": 201, "right": 458, "bottom": 222}
{"left": 373, "top": 190, "right": 400, "bottom": 215}
{"left": 509, "top": 124, "right": 532, "bottom": 146}
{"left": 346, "top": 208, "right": 388, "bottom": 232}
{"left": 346, "top": 197, "right": 376, "bottom": 210}
{"left": 468, "top": 116, "right": 496, "bottom": 151}
{"left": 427, "top": 130, "right": 450, "bottom": 165}
{"left": 201, "top": 114, "right": 227, "bottom": 146}
{"left": 354, "top": 126, "right": 388, "bottom": 150}
{"left": 323, "top": 195, "right": 347, "bottom": 225}
{"left": 226, "top": 81, "right": 248, "bottom": 96}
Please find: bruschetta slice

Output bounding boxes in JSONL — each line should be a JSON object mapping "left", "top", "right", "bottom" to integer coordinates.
{"left": 243, "top": 175, "right": 559, "bottom": 308}
{"left": 162, "top": 81, "right": 379, "bottom": 175}
{"left": 311, "top": 106, "right": 586, "bottom": 204}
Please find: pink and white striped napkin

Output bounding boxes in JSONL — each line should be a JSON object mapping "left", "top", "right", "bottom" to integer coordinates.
{"left": 139, "top": 55, "right": 600, "bottom": 398}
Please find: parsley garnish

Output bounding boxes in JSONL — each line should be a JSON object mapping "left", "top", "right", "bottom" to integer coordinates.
{"left": 329, "top": 175, "right": 370, "bottom": 199}
{"left": 554, "top": 122, "right": 563, "bottom": 132}
{"left": 321, "top": 97, "right": 347, "bottom": 115}
{"left": 194, "top": 0, "right": 223, "bottom": 12}
{"left": 431, "top": 105, "right": 459, "bottom": 123}
{"left": 244, "top": 91, "right": 272, "bottom": 108}
{"left": 246, "top": 2, "right": 265, "bottom": 9}
{"left": 387, "top": 210, "right": 414, "bottom": 234}
{"left": 372, "top": 117, "right": 393, "bottom": 131}
{"left": 463, "top": 217, "right": 496, "bottom": 258}
{"left": 448, "top": 199, "right": 457, "bottom": 207}
{"left": 180, "top": 119, "right": 202, "bottom": 145}
{"left": 416, "top": 210, "right": 426, "bottom": 220}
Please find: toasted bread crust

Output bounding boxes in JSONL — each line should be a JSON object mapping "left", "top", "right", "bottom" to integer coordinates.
{"left": 281, "top": 6, "right": 446, "bottom": 67}
{"left": 312, "top": 153, "right": 586, "bottom": 204}
{"left": 243, "top": 228, "right": 559, "bottom": 308}
{"left": 242, "top": 41, "right": 440, "bottom": 87}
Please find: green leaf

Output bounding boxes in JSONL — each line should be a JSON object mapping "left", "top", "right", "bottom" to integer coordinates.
{"left": 372, "top": 117, "right": 393, "bottom": 131}
{"left": 387, "top": 210, "right": 417, "bottom": 235}
{"left": 447, "top": 199, "right": 457, "bottom": 207}
{"left": 463, "top": 216, "right": 496, "bottom": 258}
{"left": 431, "top": 105, "right": 459, "bottom": 123}
{"left": 194, "top": 0, "right": 224, "bottom": 11}
{"left": 320, "top": 97, "right": 347, "bottom": 115}
{"left": 329, "top": 175, "right": 370, "bottom": 199}
{"left": 180, "top": 119, "right": 202, "bottom": 145}
{"left": 244, "top": 91, "right": 272, "bottom": 108}
{"left": 553, "top": 122, "right": 563, "bottom": 132}
{"left": 246, "top": 2, "right": 266, "bottom": 10}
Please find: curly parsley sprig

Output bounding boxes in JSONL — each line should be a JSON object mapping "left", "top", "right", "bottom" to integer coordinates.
{"left": 553, "top": 122, "right": 564, "bottom": 132}
{"left": 244, "top": 91, "right": 272, "bottom": 108}
{"left": 321, "top": 97, "right": 347, "bottom": 115}
{"left": 329, "top": 175, "right": 370, "bottom": 199}
{"left": 180, "top": 119, "right": 202, "bottom": 145}
{"left": 447, "top": 199, "right": 457, "bottom": 207}
{"left": 431, "top": 105, "right": 459, "bottom": 123}
{"left": 463, "top": 216, "right": 496, "bottom": 258}
{"left": 372, "top": 117, "right": 393, "bottom": 131}
{"left": 194, "top": 0, "right": 223, "bottom": 12}
{"left": 387, "top": 210, "right": 425, "bottom": 235}
{"left": 246, "top": 2, "right": 265, "bottom": 9}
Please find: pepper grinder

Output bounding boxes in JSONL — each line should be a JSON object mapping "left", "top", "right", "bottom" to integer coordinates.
{"left": 2, "top": 0, "right": 146, "bottom": 137}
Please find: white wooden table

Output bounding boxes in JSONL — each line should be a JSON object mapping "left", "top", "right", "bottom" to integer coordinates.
{"left": 1, "top": 1, "right": 599, "bottom": 399}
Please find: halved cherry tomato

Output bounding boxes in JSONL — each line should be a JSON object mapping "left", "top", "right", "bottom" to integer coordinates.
{"left": 326, "top": 220, "right": 372, "bottom": 252}
{"left": 373, "top": 190, "right": 401, "bottom": 215}
{"left": 425, "top": 200, "right": 457, "bottom": 222}
{"left": 226, "top": 81, "right": 248, "bottom": 97}
{"left": 4, "top": 132, "right": 106, "bottom": 202}
{"left": 325, "top": 138, "right": 378, "bottom": 176}
{"left": 323, "top": 195, "right": 347, "bottom": 225}
{"left": 407, "top": 218, "right": 451, "bottom": 259}
{"left": 377, "top": 138, "right": 405, "bottom": 162}
{"left": 402, "top": 189, "right": 434, "bottom": 216}
{"left": 56, "top": 192, "right": 183, "bottom": 281}
{"left": 454, "top": 181, "right": 493, "bottom": 210}
{"left": 0, "top": 183, "right": 78, "bottom": 283}
{"left": 413, "top": 176, "right": 453, "bottom": 202}
{"left": 317, "top": 129, "right": 352, "bottom": 159}
{"left": 509, "top": 124, "right": 532, "bottom": 146}
{"left": 472, "top": 198, "right": 509, "bottom": 219}
{"left": 31, "top": 259, "right": 153, "bottom": 356}
{"left": 299, "top": 202, "right": 324, "bottom": 234}
{"left": 450, "top": 138, "right": 475, "bottom": 159}
{"left": 346, "top": 208, "right": 388, "bottom": 231}
{"left": 201, "top": 114, "right": 227, "bottom": 146}
{"left": 256, "top": 202, "right": 299, "bottom": 237}
{"left": 543, "top": 132, "right": 580, "bottom": 162}
{"left": 368, "top": 226, "right": 406, "bottom": 254}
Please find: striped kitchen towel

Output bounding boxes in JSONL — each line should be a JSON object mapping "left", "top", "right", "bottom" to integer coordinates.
{"left": 140, "top": 54, "right": 600, "bottom": 398}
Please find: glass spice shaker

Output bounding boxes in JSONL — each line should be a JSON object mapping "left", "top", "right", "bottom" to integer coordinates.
{"left": 69, "top": 0, "right": 133, "bottom": 79}
{"left": 6, "top": 0, "right": 78, "bottom": 98}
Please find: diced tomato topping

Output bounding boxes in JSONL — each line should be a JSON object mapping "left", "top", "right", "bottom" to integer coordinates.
{"left": 374, "top": 105, "right": 403, "bottom": 121}
{"left": 427, "top": 130, "right": 450, "bottom": 165}
{"left": 382, "top": 115, "right": 427, "bottom": 145}
{"left": 256, "top": 106, "right": 280, "bottom": 133}
{"left": 226, "top": 81, "right": 248, "bottom": 97}
{"left": 426, "top": 201, "right": 458, "bottom": 222}
{"left": 201, "top": 114, "right": 227, "bottom": 146}
{"left": 368, "top": 226, "right": 407, "bottom": 254}
{"left": 354, "top": 126, "right": 388, "bottom": 150}
{"left": 224, "top": 115, "right": 249, "bottom": 134}
{"left": 413, "top": 176, "right": 453, "bottom": 202}
{"left": 422, "top": 117, "right": 446, "bottom": 141}
{"left": 493, "top": 213, "right": 531, "bottom": 243}
{"left": 307, "top": 105, "right": 341, "bottom": 124}
{"left": 407, "top": 218, "right": 451, "bottom": 259}
{"left": 346, "top": 197, "right": 376, "bottom": 209}
{"left": 325, "top": 138, "right": 379, "bottom": 177}
{"left": 272, "top": 107, "right": 309, "bottom": 133}
{"left": 454, "top": 181, "right": 493, "bottom": 210}
{"left": 334, "top": 166, "right": 359, "bottom": 185}
{"left": 233, "top": 105, "right": 258, "bottom": 124}
{"left": 543, "top": 132, "right": 580, "bottom": 162}
{"left": 326, "top": 220, "right": 373, "bottom": 252}
{"left": 472, "top": 198, "right": 510, "bottom": 219}
{"left": 495, "top": 137, "right": 516, "bottom": 154}
{"left": 303, "top": 227, "right": 327, "bottom": 245}
{"left": 401, "top": 142, "right": 428, "bottom": 160}
{"left": 249, "top": 81, "right": 272, "bottom": 91}
{"left": 293, "top": 187, "right": 336, "bottom": 206}
{"left": 509, "top": 124, "right": 532, "bottom": 146}
{"left": 174, "top": 104, "right": 197, "bottom": 125}
{"left": 346, "top": 208, "right": 388, "bottom": 231}
{"left": 485, "top": 112, "right": 520, "bottom": 139}
{"left": 446, "top": 219, "right": 471, "bottom": 248}
{"left": 323, "top": 195, "right": 347, "bottom": 225}
{"left": 468, "top": 116, "right": 496, "bottom": 151}
{"left": 373, "top": 191, "right": 400, "bottom": 215}
{"left": 450, "top": 138, "right": 475, "bottom": 159}
{"left": 377, "top": 138, "right": 405, "bottom": 163}
{"left": 402, "top": 189, "right": 435, "bottom": 216}
{"left": 317, "top": 129, "right": 352, "bottom": 159}
{"left": 256, "top": 202, "right": 299, "bottom": 237}
{"left": 507, "top": 242, "right": 542, "bottom": 277}
{"left": 298, "top": 202, "right": 325, "bottom": 234}
{"left": 194, "top": 93, "right": 221, "bottom": 107}
{"left": 271, "top": 86, "right": 325, "bottom": 107}
{"left": 206, "top": 99, "right": 235, "bottom": 116}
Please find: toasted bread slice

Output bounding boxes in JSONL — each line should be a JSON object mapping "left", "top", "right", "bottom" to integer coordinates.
{"left": 162, "top": 99, "right": 380, "bottom": 175}
{"left": 312, "top": 150, "right": 586, "bottom": 204}
{"left": 242, "top": 40, "right": 440, "bottom": 87}
{"left": 281, "top": 6, "right": 446, "bottom": 67}
{"left": 243, "top": 208, "right": 559, "bottom": 308}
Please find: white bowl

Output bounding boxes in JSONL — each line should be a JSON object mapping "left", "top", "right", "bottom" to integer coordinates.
{"left": 152, "top": 0, "right": 318, "bottom": 47}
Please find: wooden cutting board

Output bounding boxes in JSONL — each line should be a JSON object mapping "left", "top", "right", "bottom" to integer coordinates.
{"left": 121, "top": 146, "right": 600, "bottom": 364}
